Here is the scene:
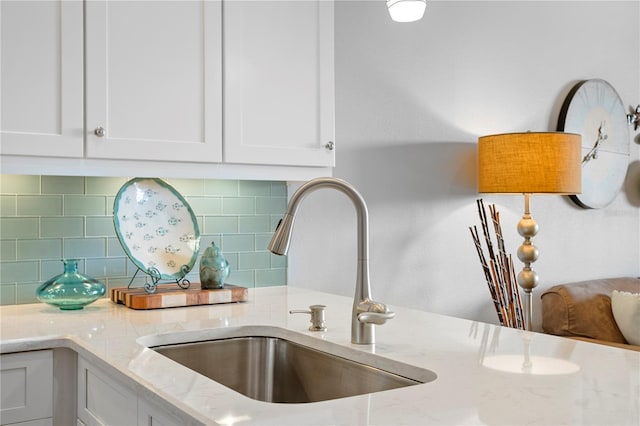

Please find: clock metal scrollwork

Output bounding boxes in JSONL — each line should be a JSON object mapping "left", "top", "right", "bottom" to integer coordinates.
{"left": 628, "top": 105, "right": 640, "bottom": 131}
{"left": 582, "top": 121, "right": 608, "bottom": 163}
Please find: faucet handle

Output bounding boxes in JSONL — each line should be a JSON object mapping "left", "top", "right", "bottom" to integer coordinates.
{"left": 290, "top": 304, "right": 327, "bottom": 331}
{"left": 356, "top": 299, "right": 395, "bottom": 325}
{"left": 358, "top": 311, "right": 395, "bottom": 325}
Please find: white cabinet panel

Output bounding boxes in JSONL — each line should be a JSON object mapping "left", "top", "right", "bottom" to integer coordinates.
{"left": 1, "top": 0, "right": 334, "bottom": 177}
{"left": 78, "top": 356, "right": 195, "bottom": 426}
{"left": 0, "top": 350, "right": 53, "bottom": 425}
{"left": 0, "top": 0, "right": 83, "bottom": 157}
{"left": 85, "top": 0, "right": 222, "bottom": 163}
{"left": 77, "top": 357, "right": 137, "bottom": 426}
{"left": 6, "top": 420, "right": 52, "bottom": 426}
{"left": 138, "top": 399, "right": 183, "bottom": 426}
{"left": 223, "top": 0, "right": 335, "bottom": 167}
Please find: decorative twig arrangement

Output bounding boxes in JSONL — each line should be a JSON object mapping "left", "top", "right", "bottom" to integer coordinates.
{"left": 470, "top": 199, "right": 525, "bottom": 329}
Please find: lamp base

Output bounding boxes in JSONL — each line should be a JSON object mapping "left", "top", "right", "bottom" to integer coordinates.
{"left": 517, "top": 194, "right": 539, "bottom": 330}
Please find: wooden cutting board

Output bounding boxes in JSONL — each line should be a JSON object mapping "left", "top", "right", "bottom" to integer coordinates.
{"left": 110, "top": 283, "right": 248, "bottom": 310}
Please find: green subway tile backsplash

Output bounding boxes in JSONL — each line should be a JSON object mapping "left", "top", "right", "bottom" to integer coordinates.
{"left": 0, "top": 196, "right": 17, "bottom": 216}
{"left": 256, "top": 268, "right": 287, "bottom": 287}
{"left": 64, "top": 196, "right": 107, "bottom": 216}
{"left": 0, "top": 218, "right": 39, "bottom": 239}
{"left": 86, "top": 177, "right": 128, "bottom": 195}
{"left": 0, "top": 175, "right": 287, "bottom": 305}
{"left": 204, "top": 180, "right": 239, "bottom": 196}
{"left": 17, "top": 282, "right": 40, "bottom": 304}
{"left": 168, "top": 178, "right": 205, "bottom": 196}
{"left": 255, "top": 233, "right": 276, "bottom": 252}
{"left": 1, "top": 261, "right": 39, "bottom": 283}
{"left": 222, "top": 234, "right": 256, "bottom": 252}
{"left": 107, "top": 238, "right": 125, "bottom": 257}
{"left": 0, "top": 174, "right": 40, "bottom": 194}
{"left": 86, "top": 217, "right": 117, "bottom": 237}
{"left": 270, "top": 253, "right": 287, "bottom": 269}
{"left": 63, "top": 238, "right": 106, "bottom": 259}
{"left": 238, "top": 216, "right": 270, "bottom": 233}
{"left": 204, "top": 216, "right": 238, "bottom": 234}
{"left": 41, "top": 217, "right": 84, "bottom": 238}
{"left": 0, "top": 284, "right": 16, "bottom": 305}
{"left": 238, "top": 252, "right": 271, "bottom": 270}
{"left": 256, "top": 197, "right": 287, "bottom": 214}
{"left": 1, "top": 240, "right": 16, "bottom": 261}
{"left": 42, "top": 176, "right": 84, "bottom": 194}
{"left": 87, "top": 258, "right": 128, "bottom": 278}
{"left": 17, "top": 239, "right": 62, "bottom": 260}
{"left": 188, "top": 197, "right": 222, "bottom": 215}
{"left": 270, "top": 182, "right": 287, "bottom": 197}
{"left": 239, "top": 180, "right": 272, "bottom": 196}
{"left": 18, "top": 196, "right": 63, "bottom": 216}
{"left": 223, "top": 197, "right": 255, "bottom": 215}
{"left": 226, "top": 270, "right": 255, "bottom": 287}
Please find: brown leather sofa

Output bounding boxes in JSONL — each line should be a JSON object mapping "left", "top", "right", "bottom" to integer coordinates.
{"left": 541, "top": 277, "right": 640, "bottom": 351}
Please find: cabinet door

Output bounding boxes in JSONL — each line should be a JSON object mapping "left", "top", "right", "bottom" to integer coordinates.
{"left": 85, "top": 0, "right": 222, "bottom": 163}
{"left": 138, "top": 398, "right": 183, "bottom": 426}
{"left": 0, "top": 350, "right": 53, "bottom": 425}
{"left": 223, "top": 0, "right": 335, "bottom": 167}
{"left": 0, "top": 0, "right": 83, "bottom": 157}
{"left": 77, "top": 357, "right": 137, "bottom": 426}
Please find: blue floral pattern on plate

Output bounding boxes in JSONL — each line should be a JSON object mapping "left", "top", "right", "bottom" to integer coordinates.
{"left": 113, "top": 178, "right": 200, "bottom": 280}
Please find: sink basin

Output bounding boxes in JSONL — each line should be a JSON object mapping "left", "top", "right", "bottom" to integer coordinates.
{"left": 148, "top": 329, "right": 436, "bottom": 404}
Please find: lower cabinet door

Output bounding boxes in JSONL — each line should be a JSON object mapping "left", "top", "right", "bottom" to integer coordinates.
{"left": 0, "top": 350, "right": 53, "bottom": 425}
{"left": 77, "top": 357, "right": 137, "bottom": 426}
{"left": 138, "top": 399, "right": 184, "bottom": 426}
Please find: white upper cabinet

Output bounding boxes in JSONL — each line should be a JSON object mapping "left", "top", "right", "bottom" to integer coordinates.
{"left": 85, "top": 0, "right": 222, "bottom": 163}
{"left": 0, "top": 0, "right": 83, "bottom": 158}
{"left": 1, "top": 0, "right": 334, "bottom": 177}
{"left": 223, "top": 0, "right": 335, "bottom": 167}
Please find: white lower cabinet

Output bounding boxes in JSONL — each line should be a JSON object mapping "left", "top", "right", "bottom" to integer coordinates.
{"left": 138, "top": 399, "right": 184, "bottom": 426}
{"left": 78, "top": 356, "right": 187, "bottom": 426}
{"left": 0, "top": 350, "right": 53, "bottom": 426}
{"left": 1, "top": 350, "right": 183, "bottom": 426}
{"left": 77, "top": 356, "right": 137, "bottom": 426}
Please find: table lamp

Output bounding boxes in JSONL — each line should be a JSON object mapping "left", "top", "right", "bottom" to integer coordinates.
{"left": 477, "top": 132, "right": 581, "bottom": 330}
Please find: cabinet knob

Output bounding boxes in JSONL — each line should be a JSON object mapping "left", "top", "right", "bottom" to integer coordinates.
{"left": 94, "top": 127, "right": 106, "bottom": 137}
{"left": 325, "top": 141, "right": 334, "bottom": 151}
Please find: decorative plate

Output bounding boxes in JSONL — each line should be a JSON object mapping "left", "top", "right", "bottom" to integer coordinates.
{"left": 113, "top": 178, "right": 200, "bottom": 280}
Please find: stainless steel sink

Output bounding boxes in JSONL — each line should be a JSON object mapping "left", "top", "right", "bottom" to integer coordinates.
{"left": 151, "top": 335, "right": 436, "bottom": 403}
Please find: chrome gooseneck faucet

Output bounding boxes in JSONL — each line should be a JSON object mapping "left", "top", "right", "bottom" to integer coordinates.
{"left": 268, "top": 177, "right": 395, "bottom": 345}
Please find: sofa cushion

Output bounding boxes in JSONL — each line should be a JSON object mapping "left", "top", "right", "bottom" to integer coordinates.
{"left": 611, "top": 290, "right": 640, "bottom": 345}
{"left": 541, "top": 277, "right": 640, "bottom": 344}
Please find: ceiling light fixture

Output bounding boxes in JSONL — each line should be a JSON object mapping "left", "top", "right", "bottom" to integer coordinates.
{"left": 387, "top": 0, "right": 426, "bottom": 23}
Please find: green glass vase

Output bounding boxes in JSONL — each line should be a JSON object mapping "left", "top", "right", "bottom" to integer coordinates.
{"left": 36, "top": 259, "right": 106, "bottom": 310}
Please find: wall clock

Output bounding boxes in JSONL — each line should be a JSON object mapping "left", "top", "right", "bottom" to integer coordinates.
{"left": 558, "top": 79, "right": 630, "bottom": 209}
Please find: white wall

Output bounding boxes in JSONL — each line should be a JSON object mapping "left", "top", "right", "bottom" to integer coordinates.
{"left": 287, "top": 0, "right": 640, "bottom": 330}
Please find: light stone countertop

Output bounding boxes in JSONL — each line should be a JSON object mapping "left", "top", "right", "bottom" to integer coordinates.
{"left": 1, "top": 286, "right": 638, "bottom": 425}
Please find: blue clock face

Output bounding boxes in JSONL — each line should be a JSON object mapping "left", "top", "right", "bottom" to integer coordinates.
{"left": 558, "top": 79, "right": 630, "bottom": 209}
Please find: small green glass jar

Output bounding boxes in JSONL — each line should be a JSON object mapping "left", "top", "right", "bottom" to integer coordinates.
{"left": 36, "top": 259, "right": 106, "bottom": 310}
{"left": 199, "top": 242, "right": 230, "bottom": 289}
